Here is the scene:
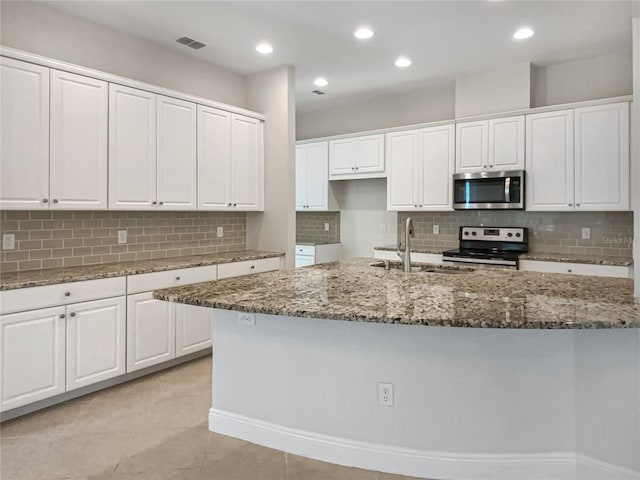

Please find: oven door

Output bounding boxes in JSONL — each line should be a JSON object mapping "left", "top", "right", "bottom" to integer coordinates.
{"left": 453, "top": 170, "right": 524, "bottom": 210}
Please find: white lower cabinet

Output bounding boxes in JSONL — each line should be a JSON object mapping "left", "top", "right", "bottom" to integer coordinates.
{"left": 294, "top": 244, "right": 341, "bottom": 268}
{"left": 176, "top": 304, "right": 212, "bottom": 357}
{"left": 1, "top": 306, "right": 66, "bottom": 412}
{"left": 66, "top": 297, "right": 126, "bottom": 391}
{"left": 127, "top": 291, "right": 176, "bottom": 372}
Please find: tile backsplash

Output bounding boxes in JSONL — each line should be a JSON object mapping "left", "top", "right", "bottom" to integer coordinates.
{"left": 296, "top": 211, "right": 341, "bottom": 244}
{"left": 397, "top": 211, "right": 633, "bottom": 258}
{"left": 0, "top": 210, "right": 246, "bottom": 273}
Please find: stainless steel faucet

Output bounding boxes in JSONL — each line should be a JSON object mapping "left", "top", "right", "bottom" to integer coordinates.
{"left": 396, "top": 217, "right": 414, "bottom": 272}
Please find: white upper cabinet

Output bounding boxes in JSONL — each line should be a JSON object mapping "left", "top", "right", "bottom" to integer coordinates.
{"left": 108, "top": 84, "right": 157, "bottom": 210}
{"left": 296, "top": 141, "right": 336, "bottom": 211}
{"left": 455, "top": 116, "right": 524, "bottom": 173}
{"left": 387, "top": 124, "right": 454, "bottom": 211}
{"left": 574, "top": 102, "right": 629, "bottom": 211}
{"left": 526, "top": 110, "right": 575, "bottom": 211}
{"left": 329, "top": 134, "right": 385, "bottom": 179}
{"left": 0, "top": 57, "right": 50, "bottom": 210}
{"left": 156, "top": 95, "right": 197, "bottom": 210}
{"left": 230, "top": 114, "right": 263, "bottom": 210}
{"left": 197, "top": 106, "right": 231, "bottom": 210}
{"left": 488, "top": 116, "right": 525, "bottom": 170}
{"left": 197, "top": 109, "right": 264, "bottom": 211}
{"left": 455, "top": 121, "right": 487, "bottom": 173}
{"left": 50, "top": 70, "right": 108, "bottom": 210}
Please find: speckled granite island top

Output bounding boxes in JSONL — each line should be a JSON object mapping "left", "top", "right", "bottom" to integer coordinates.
{"left": 154, "top": 259, "right": 639, "bottom": 329}
{"left": 0, "top": 250, "right": 284, "bottom": 290}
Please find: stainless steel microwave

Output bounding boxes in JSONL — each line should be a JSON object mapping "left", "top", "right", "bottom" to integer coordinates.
{"left": 453, "top": 170, "right": 524, "bottom": 210}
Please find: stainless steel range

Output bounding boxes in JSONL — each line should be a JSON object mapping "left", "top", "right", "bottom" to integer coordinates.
{"left": 442, "top": 226, "right": 529, "bottom": 269}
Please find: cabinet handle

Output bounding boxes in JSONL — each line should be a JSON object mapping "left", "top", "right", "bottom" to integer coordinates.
{"left": 60, "top": 314, "right": 65, "bottom": 319}
{"left": 159, "top": 201, "right": 164, "bottom": 205}
{"left": 53, "top": 199, "right": 59, "bottom": 203}
{"left": 250, "top": 265, "right": 255, "bottom": 269}
{"left": 175, "top": 276, "right": 181, "bottom": 281}
{"left": 64, "top": 292, "right": 71, "bottom": 297}
{"left": 227, "top": 203, "right": 232, "bottom": 206}
{"left": 233, "top": 203, "right": 237, "bottom": 207}
{"left": 576, "top": 203, "right": 580, "bottom": 207}
{"left": 568, "top": 269, "right": 572, "bottom": 273}
{"left": 42, "top": 198, "right": 48, "bottom": 203}
{"left": 152, "top": 201, "right": 157, "bottom": 205}
{"left": 355, "top": 166, "right": 359, "bottom": 170}
{"left": 483, "top": 165, "right": 487, "bottom": 168}
{"left": 568, "top": 203, "right": 573, "bottom": 207}
{"left": 489, "top": 165, "right": 494, "bottom": 168}
{"left": 419, "top": 205, "right": 423, "bottom": 208}
{"left": 70, "top": 312, "right": 76, "bottom": 317}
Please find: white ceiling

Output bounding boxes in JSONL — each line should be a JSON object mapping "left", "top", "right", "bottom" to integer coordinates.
{"left": 43, "top": 0, "right": 635, "bottom": 114}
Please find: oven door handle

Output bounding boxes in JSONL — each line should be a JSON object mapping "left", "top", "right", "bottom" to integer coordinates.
{"left": 504, "top": 177, "right": 511, "bottom": 203}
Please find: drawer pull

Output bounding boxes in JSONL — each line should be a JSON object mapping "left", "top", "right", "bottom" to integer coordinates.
{"left": 175, "top": 276, "right": 181, "bottom": 281}
{"left": 568, "top": 269, "right": 572, "bottom": 273}
{"left": 250, "top": 265, "right": 255, "bottom": 269}
{"left": 70, "top": 312, "right": 76, "bottom": 317}
{"left": 60, "top": 314, "right": 65, "bottom": 319}
{"left": 64, "top": 292, "right": 71, "bottom": 297}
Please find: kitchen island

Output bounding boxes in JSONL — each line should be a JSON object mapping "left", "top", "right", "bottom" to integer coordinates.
{"left": 154, "top": 260, "right": 640, "bottom": 480}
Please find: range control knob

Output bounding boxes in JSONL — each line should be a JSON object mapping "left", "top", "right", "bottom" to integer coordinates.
{"left": 464, "top": 231, "right": 469, "bottom": 236}
{"left": 515, "top": 232, "right": 521, "bottom": 238}
{"left": 471, "top": 231, "right": 477, "bottom": 236}
{"left": 507, "top": 233, "right": 513, "bottom": 238}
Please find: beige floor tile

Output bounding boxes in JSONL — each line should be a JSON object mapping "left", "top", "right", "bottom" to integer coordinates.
{"left": 0, "top": 399, "right": 91, "bottom": 439}
{"left": 0, "top": 432, "right": 128, "bottom": 480}
{"left": 375, "top": 472, "right": 431, "bottom": 480}
{"left": 199, "top": 433, "right": 287, "bottom": 480}
{"left": 286, "top": 453, "right": 377, "bottom": 480}
{"left": 113, "top": 424, "right": 209, "bottom": 476}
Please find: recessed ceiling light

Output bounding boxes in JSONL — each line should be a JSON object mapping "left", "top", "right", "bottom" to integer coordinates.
{"left": 513, "top": 27, "right": 534, "bottom": 40}
{"left": 313, "top": 78, "right": 329, "bottom": 87}
{"left": 256, "top": 43, "right": 274, "bottom": 54}
{"left": 395, "top": 57, "right": 412, "bottom": 68}
{"left": 354, "top": 27, "right": 374, "bottom": 39}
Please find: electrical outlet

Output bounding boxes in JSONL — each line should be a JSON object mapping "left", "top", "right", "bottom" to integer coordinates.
{"left": 582, "top": 227, "right": 591, "bottom": 240}
{"left": 238, "top": 312, "right": 255, "bottom": 326}
{"left": 217, "top": 226, "right": 224, "bottom": 238}
{"left": 2, "top": 233, "right": 15, "bottom": 250}
{"left": 117, "top": 230, "right": 127, "bottom": 244}
{"left": 433, "top": 225, "right": 440, "bottom": 235}
{"left": 378, "top": 382, "right": 394, "bottom": 407}
{"left": 324, "top": 223, "right": 330, "bottom": 231}
{"left": 380, "top": 223, "right": 387, "bottom": 233}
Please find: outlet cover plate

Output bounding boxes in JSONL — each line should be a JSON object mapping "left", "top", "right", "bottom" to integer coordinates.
{"left": 217, "top": 226, "right": 224, "bottom": 238}
{"left": 2, "top": 233, "right": 15, "bottom": 250}
{"left": 582, "top": 228, "right": 591, "bottom": 240}
{"left": 433, "top": 225, "right": 440, "bottom": 235}
{"left": 117, "top": 230, "right": 127, "bottom": 244}
{"left": 238, "top": 312, "right": 256, "bottom": 326}
{"left": 378, "top": 382, "right": 394, "bottom": 407}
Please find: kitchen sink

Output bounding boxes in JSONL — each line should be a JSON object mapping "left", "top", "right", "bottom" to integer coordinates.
{"left": 370, "top": 261, "right": 474, "bottom": 274}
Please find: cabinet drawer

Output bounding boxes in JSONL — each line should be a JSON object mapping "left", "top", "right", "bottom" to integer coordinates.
{"left": 519, "top": 260, "right": 631, "bottom": 278}
{"left": 127, "top": 265, "right": 217, "bottom": 294}
{"left": 0, "top": 277, "right": 126, "bottom": 315}
{"left": 217, "top": 257, "right": 281, "bottom": 280}
{"left": 295, "top": 245, "right": 316, "bottom": 256}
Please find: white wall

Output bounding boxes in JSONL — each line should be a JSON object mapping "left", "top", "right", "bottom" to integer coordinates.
{"left": 296, "top": 82, "right": 455, "bottom": 140}
{"left": 455, "top": 63, "right": 532, "bottom": 118}
{"left": 632, "top": 17, "right": 640, "bottom": 297}
{"left": 331, "top": 179, "right": 397, "bottom": 259}
{"left": 245, "top": 66, "right": 297, "bottom": 268}
{"left": 533, "top": 51, "right": 633, "bottom": 107}
{"left": 0, "top": 1, "right": 246, "bottom": 106}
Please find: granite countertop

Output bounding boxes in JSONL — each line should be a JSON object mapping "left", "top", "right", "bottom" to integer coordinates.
{"left": 154, "top": 258, "right": 639, "bottom": 330}
{"left": 0, "top": 250, "right": 284, "bottom": 290}
{"left": 296, "top": 241, "right": 341, "bottom": 246}
{"left": 374, "top": 246, "right": 632, "bottom": 267}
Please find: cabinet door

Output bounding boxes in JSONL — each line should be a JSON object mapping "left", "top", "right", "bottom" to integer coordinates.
{"left": 386, "top": 130, "right": 419, "bottom": 210}
{"left": 127, "top": 292, "right": 175, "bottom": 372}
{"left": 295, "top": 145, "right": 308, "bottom": 210}
{"left": 305, "top": 142, "right": 329, "bottom": 210}
{"left": 575, "top": 103, "right": 629, "bottom": 211}
{"left": 108, "top": 84, "right": 157, "bottom": 210}
{"left": 66, "top": 296, "right": 126, "bottom": 391}
{"left": 354, "top": 135, "right": 385, "bottom": 173}
{"left": 489, "top": 115, "right": 525, "bottom": 170}
{"left": 197, "top": 106, "right": 231, "bottom": 210}
{"left": 526, "top": 110, "right": 575, "bottom": 211}
{"left": 420, "top": 125, "right": 455, "bottom": 210}
{"left": 295, "top": 255, "right": 315, "bottom": 268}
{"left": 50, "top": 70, "right": 108, "bottom": 210}
{"left": 0, "top": 57, "right": 50, "bottom": 210}
{"left": 455, "top": 121, "right": 488, "bottom": 173}
{"left": 329, "top": 138, "right": 355, "bottom": 176}
{"left": 175, "top": 304, "right": 212, "bottom": 357}
{"left": 230, "top": 114, "right": 263, "bottom": 210}
{"left": 1, "top": 306, "right": 65, "bottom": 412}
{"left": 157, "top": 96, "right": 197, "bottom": 210}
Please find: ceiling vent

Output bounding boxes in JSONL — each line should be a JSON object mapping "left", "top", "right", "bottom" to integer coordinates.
{"left": 176, "top": 37, "right": 206, "bottom": 50}
{"left": 312, "top": 90, "right": 325, "bottom": 95}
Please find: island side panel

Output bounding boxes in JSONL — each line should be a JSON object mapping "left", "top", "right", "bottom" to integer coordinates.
{"left": 209, "top": 309, "right": 588, "bottom": 479}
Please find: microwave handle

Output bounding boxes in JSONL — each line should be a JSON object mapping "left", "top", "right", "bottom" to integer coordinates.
{"left": 504, "top": 177, "right": 511, "bottom": 203}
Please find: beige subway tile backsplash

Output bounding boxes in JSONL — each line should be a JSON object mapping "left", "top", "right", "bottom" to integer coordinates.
{"left": 0, "top": 210, "right": 247, "bottom": 272}
{"left": 296, "top": 211, "right": 341, "bottom": 244}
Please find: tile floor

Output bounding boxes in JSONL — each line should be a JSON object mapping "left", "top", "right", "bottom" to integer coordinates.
{"left": 0, "top": 356, "right": 426, "bottom": 480}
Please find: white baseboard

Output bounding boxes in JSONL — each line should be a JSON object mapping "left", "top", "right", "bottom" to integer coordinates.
{"left": 576, "top": 455, "right": 640, "bottom": 480}
{"left": 210, "top": 408, "right": 579, "bottom": 480}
